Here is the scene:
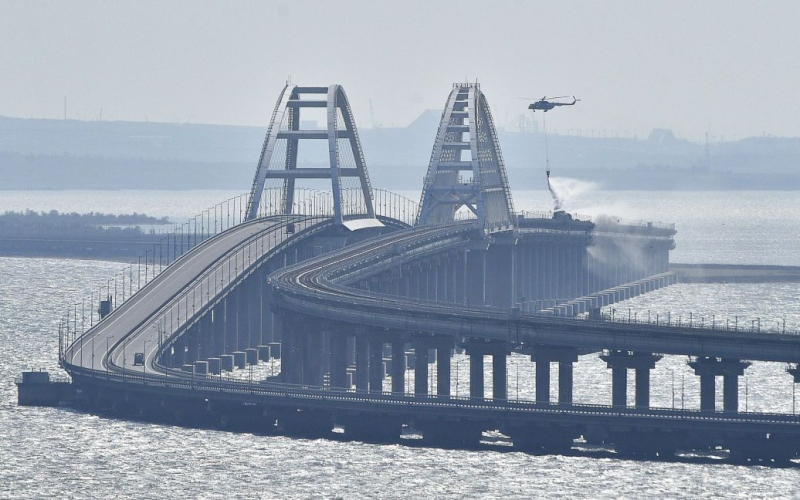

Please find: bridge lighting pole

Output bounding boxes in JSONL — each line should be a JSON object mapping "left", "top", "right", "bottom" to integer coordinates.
{"left": 143, "top": 340, "right": 146, "bottom": 374}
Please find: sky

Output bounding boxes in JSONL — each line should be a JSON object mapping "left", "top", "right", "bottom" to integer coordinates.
{"left": 1, "top": 0, "right": 799, "bottom": 142}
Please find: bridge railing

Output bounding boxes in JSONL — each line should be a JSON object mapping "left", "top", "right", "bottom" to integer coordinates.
{"left": 594, "top": 308, "right": 798, "bottom": 336}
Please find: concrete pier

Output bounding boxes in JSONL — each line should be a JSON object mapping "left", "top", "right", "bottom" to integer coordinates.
{"left": 601, "top": 351, "right": 662, "bottom": 408}
{"left": 531, "top": 346, "right": 578, "bottom": 404}
{"left": 689, "top": 357, "right": 751, "bottom": 412}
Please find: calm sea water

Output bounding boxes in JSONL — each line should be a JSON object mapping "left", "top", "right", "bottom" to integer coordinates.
{"left": 2, "top": 190, "right": 800, "bottom": 498}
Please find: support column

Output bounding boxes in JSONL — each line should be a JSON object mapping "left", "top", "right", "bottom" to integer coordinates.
{"left": 635, "top": 367, "right": 651, "bottom": 409}
{"left": 689, "top": 357, "right": 750, "bottom": 412}
{"left": 436, "top": 339, "right": 452, "bottom": 398}
{"left": 469, "top": 353, "right": 484, "bottom": 400}
{"left": 304, "top": 329, "right": 323, "bottom": 387}
{"left": 492, "top": 352, "right": 507, "bottom": 400}
{"left": 369, "top": 335, "right": 383, "bottom": 393}
{"left": 611, "top": 366, "right": 628, "bottom": 407}
{"left": 355, "top": 333, "right": 369, "bottom": 392}
{"left": 558, "top": 361, "right": 573, "bottom": 404}
{"left": 602, "top": 351, "right": 662, "bottom": 408}
{"left": 723, "top": 374, "right": 739, "bottom": 413}
{"left": 536, "top": 360, "right": 550, "bottom": 403}
{"left": 699, "top": 373, "right": 716, "bottom": 411}
{"left": 414, "top": 339, "right": 429, "bottom": 396}
{"left": 465, "top": 249, "right": 486, "bottom": 306}
{"left": 330, "top": 331, "right": 348, "bottom": 390}
{"left": 391, "top": 340, "right": 405, "bottom": 394}
{"left": 532, "top": 346, "right": 578, "bottom": 404}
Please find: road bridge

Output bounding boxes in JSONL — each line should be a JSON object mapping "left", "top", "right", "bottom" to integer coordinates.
{"left": 44, "top": 83, "right": 800, "bottom": 464}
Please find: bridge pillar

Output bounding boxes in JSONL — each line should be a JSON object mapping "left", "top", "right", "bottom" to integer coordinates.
{"left": 330, "top": 331, "right": 348, "bottom": 390}
{"left": 171, "top": 338, "right": 186, "bottom": 368}
{"left": 466, "top": 340, "right": 507, "bottom": 400}
{"left": 224, "top": 296, "right": 236, "bottom": 354}
{"left": 304, "top": 328, "right": 323, "bottom": 387}
{"left": 277, "top": 312, "right": 302, "bottom": 384}
{"left": 355, "top": 332, "right": 369, "bottom": 392}
{"left": 369, "top": 335, "right": 384, "bottom": 393}
{"left": 391, "top": 340, "right": 406, "bottom": 394}
{"left": 414, "top": 339, "right": 429, "bottom": 396}
{"left": 689, "top": 357, "right": 751, "bottom": 412}
{"left": 248, "top": 277, "right": 262, "bottom": 349}
{"left": 601, "top": 351, "right": 662, "bottom": 408}
{"left": 199, "top": 313, "right": 213, "bottom": 360}
{"left": 493, "top": 352, "right": 507, "bottom": 401}
{"left": 436, "top": 338, "right": 453, "bottom": 397}
{"left": 465, "top": 249, "right": 485, "bottom": 306}
{"left": 211, "top": 302, "right": 224, "bottom": 357}
{"left": 532, "top": 346, "right": 578, "bottom": 404}
{"left": 184, "top": 329, "right": 199, "bottom": 364}
{"left": 400, "top": 265, "right": 411, "bottom": 298}
{"left": 469, "top": 352, "right": 484, "bottom": 400}
{"left": 455, "top": 252, "right": 466, "bottom": 305}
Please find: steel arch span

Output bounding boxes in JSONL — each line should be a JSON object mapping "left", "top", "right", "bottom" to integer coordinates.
{"left": 417, "top": 83, "right": 515, "bottom": 233}
{"left": 245, "top": 84, "right": 378, "bottom": 228}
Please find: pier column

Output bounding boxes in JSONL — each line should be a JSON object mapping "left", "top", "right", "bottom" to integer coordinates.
{"left": 469, "top": 353, "right": 484, "bottom": 399}
{"left": 466, "top": 341, "right": 507, "bottom": 400}
{"left": 304, "top": 328, "right": 323, "bottom": 387}
{"left": 330, "top": 331, "right": 348, "bottom": 390}
{"left": 436, "top": 338, "right": 453, "bottom": 398}
{"left": 391, "top": 340, "right": 406, "bottom": 394}
{"left": 689, "top": 357, "right": 751, "bottom": 412}
{"left": 465, "top": 249, "right": 486, "bottom": 306}
{"left": 558, "top": 362, "right": 574, "bottom": 404}
{"left": 369, "top": 335, "right": 384, "bottom": 394}
{"left": 355, "top": 333, "right": 369, "bottom": 392}
{"left": 601, "top": 351, "right": 662, "bottom": 408}
{"left": 723, "top": 374, "right": 739, "bottom": 413}
{"left": 611, "top": 366, "right": 628, "bottom": 407}
{"left": 532, "top": 346, "right": 578, "bottom": 404}
{"left": 493, "top": 352, "right": 507, "bottom": 401}
{"left": 414, "top": 339, "right": 429, "bottom": 396}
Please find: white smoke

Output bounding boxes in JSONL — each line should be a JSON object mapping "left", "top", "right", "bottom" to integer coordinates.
{"left": 547, "top": 176, "right": 598, "bottom": 212}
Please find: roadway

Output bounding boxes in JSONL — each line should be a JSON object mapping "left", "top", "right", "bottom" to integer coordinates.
{"left": 63, "top": 215, "right": 328, "bottom": 377}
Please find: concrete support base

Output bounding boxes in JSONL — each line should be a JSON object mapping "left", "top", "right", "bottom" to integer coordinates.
{"left": 688, "top": 357, "right": 751, "bottom": 412}
{"left": 601, "top": 351, "right": 662, "bottom": 408}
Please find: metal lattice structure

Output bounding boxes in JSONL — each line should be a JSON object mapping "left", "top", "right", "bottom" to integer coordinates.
{"left": 246, "top": 84, "right": 378, "bottom": 228}
{"left": 416, "top": 83, "right": 515, "bottom": 233}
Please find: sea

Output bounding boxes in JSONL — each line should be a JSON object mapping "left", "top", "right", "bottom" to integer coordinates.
{"left": 1, "top": 189, "right": 800, "bottom": 499}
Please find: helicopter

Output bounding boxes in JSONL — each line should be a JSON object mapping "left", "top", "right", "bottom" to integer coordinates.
{"left": 526, "top": 95, "right": 579, "bottom": 112}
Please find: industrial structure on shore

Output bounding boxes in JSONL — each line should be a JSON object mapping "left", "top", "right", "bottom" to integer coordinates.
{"left": 19, "top": 83, "right": 800, "bottom": 464}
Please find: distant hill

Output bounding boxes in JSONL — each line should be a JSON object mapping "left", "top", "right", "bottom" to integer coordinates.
{"left": 1, "top": 115, "right": 798, "bottom": 190}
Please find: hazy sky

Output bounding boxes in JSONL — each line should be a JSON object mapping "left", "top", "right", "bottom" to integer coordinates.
{"left": 2, "top": 0, "right": 799, "bottom": 141}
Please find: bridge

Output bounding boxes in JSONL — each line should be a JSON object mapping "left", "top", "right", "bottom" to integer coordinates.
{"left": 47, "top": 82, "right": 800, "bottom": 464}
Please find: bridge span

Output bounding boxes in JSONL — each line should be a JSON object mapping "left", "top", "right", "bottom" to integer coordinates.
{"left": 43, "top": 83, "right": 800, "bottom": 464}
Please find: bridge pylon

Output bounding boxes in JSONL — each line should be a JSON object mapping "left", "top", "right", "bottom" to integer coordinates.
{"left": 246, "top": 84, "right": 380, "bottom": 229}
{"left": 416, "top": 83, "right": 515, "bottom": 233}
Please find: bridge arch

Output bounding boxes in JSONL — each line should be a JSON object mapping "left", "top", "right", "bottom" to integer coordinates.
{"left": 246, "top": 84, "right": 377, "bottom": 228}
